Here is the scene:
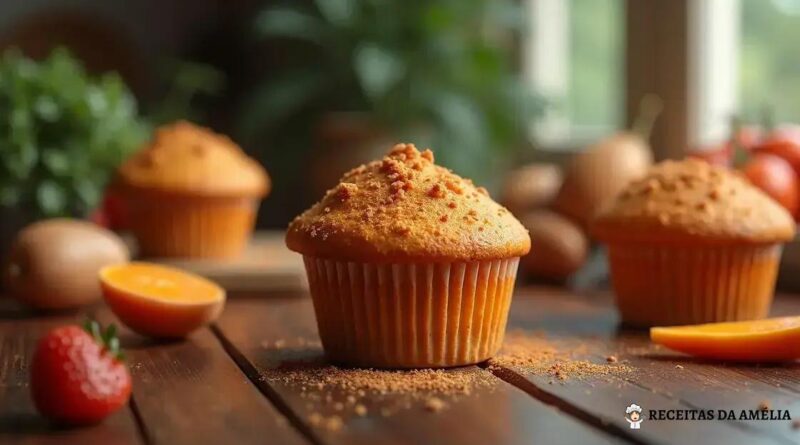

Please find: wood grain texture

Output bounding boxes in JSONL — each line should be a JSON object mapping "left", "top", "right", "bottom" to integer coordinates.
{"left": 1, "top": 284, "right": 798, "bottom": 445}
{"left": 496, "top": 287, "right": 800, "bottom": 445}
{"left": 95, "top": 308, "right": 309, "bottom": 445}
{"left": 0, "top": 301, "right": 142, "bottom": 445}
{"left": 214, "top": 297, "right": 625, "bottom": 445}
{"left": 149, "top": 232, "right": 307, "bottom": 293}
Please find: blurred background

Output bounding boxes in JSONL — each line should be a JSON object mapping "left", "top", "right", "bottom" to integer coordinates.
{"left": 2, "top": 0, "right": 800, "bottom": 287}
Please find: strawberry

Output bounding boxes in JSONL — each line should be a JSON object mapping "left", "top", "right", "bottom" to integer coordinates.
{"left": 31, "top": 320, "right": 132, "bottom": 425}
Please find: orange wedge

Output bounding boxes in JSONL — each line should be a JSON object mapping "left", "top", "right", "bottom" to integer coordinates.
{"left": 650, "top": 317, "right": 800, "bottom": 362}
{"left": 100, "top": 262, "right": 225, "bottom": 338}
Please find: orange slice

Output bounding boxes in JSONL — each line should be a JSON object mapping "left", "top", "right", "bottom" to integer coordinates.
{"left": 100, "top": 262, "right": 225, "bottom": 338}
{"left": 650, "top": 317, "right": 800, "bottom": 362}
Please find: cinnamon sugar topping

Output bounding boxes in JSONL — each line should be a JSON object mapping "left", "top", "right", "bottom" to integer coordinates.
{"left": 335, "top": 183, "right": 358, "bottom": 201}
{"left": 286, "top": 143, "right": 530, "bottom": 261}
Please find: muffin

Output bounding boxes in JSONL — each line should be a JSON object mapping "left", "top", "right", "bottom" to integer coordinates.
{"left": 116, "top": 121, "right": 269, "bottom": 258}
{"left": 592, "top": 158, "right": 795, "bottom": 327}
{"left": 286, "top": 143, "right": 530, "bottom": 368}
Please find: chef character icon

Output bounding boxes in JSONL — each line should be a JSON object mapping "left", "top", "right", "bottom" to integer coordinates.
{"left": 626, "top": 404, "right": 644, "bottom": 429}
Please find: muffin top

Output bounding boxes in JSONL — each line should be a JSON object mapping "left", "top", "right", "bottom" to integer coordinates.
{"left": 117, "top": 121, "right": 269, "bottom": 197}
{"left": 286, "top": 143, "right": 530, "bottom": 262}
{"left": 592, "top": 158, "right": 796, "bottom": 244}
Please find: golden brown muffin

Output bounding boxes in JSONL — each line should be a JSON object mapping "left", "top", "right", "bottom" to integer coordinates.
{"left": 287, "top": 143, "right": 530, "bottom": 368}
{"left": 593, "top": 158, "right": 795, "bottom": 327}
{"left": 287, "top": 143, "right": 530, "bottom": 262}
{"left": 117, "top": 121, "right": 270, "bottom": 258}
{"left": 118, "top": 121, "right": 269, "bottom": 197}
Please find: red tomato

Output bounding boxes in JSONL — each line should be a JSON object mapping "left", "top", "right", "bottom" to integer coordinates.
{"left": 89, "top": 208, "right": 110, "bottom": 228}
{"left": 742, "top": 153, "right": 799, "bottom": 216}
{"left": 89, "top": 191, "right": 129, "bottom": 230}
{"left": 686, "top": 125, "right": 763, "bottom": 168}
{"left": 753, "top": 128, "right": 800, "bottom": 178}
{"left": 735, "top": 125, "right": 763, "bottom": 151}
{"left": 102, "top": 192, "right": 129, "bottom": 230}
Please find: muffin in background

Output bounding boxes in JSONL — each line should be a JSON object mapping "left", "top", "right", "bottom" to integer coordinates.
{"left": 592, "top": 158, "right": 795, "bottom": 327}
{"left": 286, "top": 143, "right": 530, "bottom": 368}
{"left": 116, "top": 121, "right": 270, "bottom": 258}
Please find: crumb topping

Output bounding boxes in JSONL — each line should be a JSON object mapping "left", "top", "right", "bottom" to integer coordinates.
{"left": 593, "top": 158, "right": 795, "bottom": 244}
{"left": 287, "top": 143, "right": 530, "bottom": 261}
{"left": 118, "top": 120, "right": 269, "bottom": 197}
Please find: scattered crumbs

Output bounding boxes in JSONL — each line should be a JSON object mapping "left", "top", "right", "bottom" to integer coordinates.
{"left": 424, "top": 397, "right": 446, "bottom": 413}
{"left": 308, "top": 413, "right": 343, "bottom": 431}
{"left": 264, "top": 362, "right": 495, "bottom": 397}
{"left": 262, "top": 331, "right": 632, "bottom": 432}
{"left": 758, "top": 400, "right": 771, "bottom": 411}
{"left": 487, "top": 331, "right": 633, "bottom": 380}
{"left": 675, "top": 364, "right": 684, "bottom": 370}
{"left": 325, "top": 416, "right": 343, "bottom": 431}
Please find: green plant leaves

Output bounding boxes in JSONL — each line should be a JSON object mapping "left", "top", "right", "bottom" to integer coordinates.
{"left": 243, "top": 0, "right": 545, "bottom": 184}
{"left": 237, "top": 70, "right": 329, "bottom": 144}
{"left": 0, "top": 48, "right": 147, "bottom": 218}
{"left": 36, "top": 181, "right": 66, "bottom": 215}
{"left": 354, "top": 44, "right": 405, "bottom": 100}
{"left": 315, "top": 0, "right": 357, "bottom": 26}
{"left": 254, "top": 7, "right": 328, "bottom": 44}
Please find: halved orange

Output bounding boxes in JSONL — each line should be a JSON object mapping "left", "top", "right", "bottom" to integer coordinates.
{"left": 651, "top": 317, "right": 800, "bottom": 362}
{"left": 100, "top": 262, "right": 225, "bottom": 338}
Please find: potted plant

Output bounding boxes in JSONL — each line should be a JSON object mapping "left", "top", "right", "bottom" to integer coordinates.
{"left": 0, "top": 48, "right": 148, "bottom": 249}
{"left": 238, "top": 0, "right": 544, "bottom": 196}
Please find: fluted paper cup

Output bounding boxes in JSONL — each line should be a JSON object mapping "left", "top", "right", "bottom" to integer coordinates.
{"left": 302, "top": 257, "right": 521, "bottom": 368}
{"left": 607, "top": 243, "right": 781, "bottom": 327}
{"left": 127, "top": 196, "right": 258, "bottom": 259}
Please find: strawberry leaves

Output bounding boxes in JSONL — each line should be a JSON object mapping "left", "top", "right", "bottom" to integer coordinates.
{"left": 83, "top": 319, "right": 125, "bottom": 361}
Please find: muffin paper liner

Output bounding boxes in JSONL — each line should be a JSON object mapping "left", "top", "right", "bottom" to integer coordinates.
{"left": 607, "top": 243, "right": 781, "bottom": 327}
{"left": 128, "top": 197, "right": 258, "bottom": 259}
{"left": 303, "top": 256, "right": 520, "bottom": 368}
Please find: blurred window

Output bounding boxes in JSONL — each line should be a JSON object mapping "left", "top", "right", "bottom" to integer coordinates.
{"left": 739, "top": 0, "right": 800, "bottom": 124}
{"left": 691, "top": 0, "right": 800, "bottom": 146}
{"left": 526, "top": 0, "right": 624, "bottom": 147}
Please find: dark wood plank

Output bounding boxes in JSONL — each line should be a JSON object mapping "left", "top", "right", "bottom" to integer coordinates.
{"left": 730, "top": 296, "right": 800, "bottom": 394}
{"left": 493, "top": 287, "right": 800, "bottom": 445}
{"left": 96, "top": 308, "right": 309, "bottom": 445}
{"left": 214, "top": 297, "right": 628, "bottom": 445}
{"left": 0, "top": 301, "right": 142, "bottom": 445}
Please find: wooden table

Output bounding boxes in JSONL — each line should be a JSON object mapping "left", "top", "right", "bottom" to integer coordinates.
{"left": 1, "top": 286, "right": 798, "bottom": 445}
